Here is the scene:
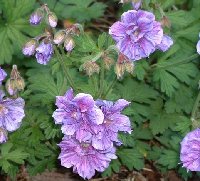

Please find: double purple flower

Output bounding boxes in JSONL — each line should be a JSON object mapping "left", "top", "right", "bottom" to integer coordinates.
{"left": 53, "top": 88, "right": 132, "bottom": 179}
{"left": 109, "top": 10, "right": 173, "bottom": 61}
{"left": 180, "top": 128, "right": 200, "bottom": 171}
{"left": 0, "top": 90, "right": 25, "bottom": 143}
{"left": 23, "top": 40, "right": 54, "bottom": 65}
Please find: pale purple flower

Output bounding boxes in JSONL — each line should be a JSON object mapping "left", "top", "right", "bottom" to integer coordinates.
{"left": 64, "top": 38, "right": 75, "bottom": 52}
{"left": 35, "top": 41, "right": 53, "bottom": 65}
{"left": 0, "top": 91, "right": 25, "bottom": 132}
{"left": 156, "top": 35, "right": 173, "bottom": 52}
{"left": 109, "top": 10, "right": 163, "bottom": 61}
{"left": 197, "top": 39, "right": 200, "bottom": 55}
{"left": 48, "top": 12, "right": 58, "bottom": 28}
{"left": 22, "top": 39, "right": 37, "bottom": 56}
{"left": 0, "top": 67, "right": 7, "bottom": 85}
{"left": 0, "top": 127, "right": 7, "bottom": 143}
{"left": 30, "top": 11, "right": 43, "bottom": 25}
{"left": 58, "top": 136, "right": 116, "bottom": 179}
{"left": 132, "top": 0, "right": 142, "bottom": 10}
{"left": 92, "top": 99, "right": 132, "bottom": 150}
{"left": 180, "top": 128, "right": 200, "bottom": 171}
{"left": 52, "top": 88, "right": 104, "bottom": 142}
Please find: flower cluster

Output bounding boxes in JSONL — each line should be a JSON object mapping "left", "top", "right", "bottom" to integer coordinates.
{"left": 180, "top": 128, "right": 200, "bottom": 171}
{"left": 109, "top": 9, "right": 173, "bottom": 61}
{"left": 30, "top": 4, "right": 58, "bottom": 27}
{"left": 197, "top": 33, "right": 200, "bottom": 55}
{"left": 0, "top": 67, "right": 25, "bottom": 144}
{"left": 53, "top": 88, "right": 131, "bottom": 179}
{"left": 23, "top": 5, "right": 77, "bottom": 65}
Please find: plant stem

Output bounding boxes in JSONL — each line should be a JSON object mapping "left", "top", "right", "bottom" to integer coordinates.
{"left": 103, "top": 77, "right": 118, "bottom": 99}
{"left": 191, "top": 90, "right": 200, "bottom": 122}
{"left": 54, "top": 46, "right": 76, "bottom": 90}
{"left": 151, "top": 54, "right": 199, "bottom": 69}
{"left": 98, "top": 61, "right": 105, "bottom": 98}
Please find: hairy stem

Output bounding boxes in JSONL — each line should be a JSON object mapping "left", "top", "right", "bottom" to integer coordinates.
{"left": 98, "top": 61, "right": 105, "bottom": 98}
{"left": 54, "top": 46, "right": 76, "bottom": 90}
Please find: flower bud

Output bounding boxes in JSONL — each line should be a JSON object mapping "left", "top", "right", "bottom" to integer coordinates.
{"left": 103, "top": 57, "right": 114, "bottom": 70}
{"left": 132, "top": 0, "right": 142, "bottom": 10}
{"left": 161, "top": 16, "right": 171, "bottom": 28}
{"left": 0, "top": 67, "right": 7, "bottom": 84}
{"left": 53, "top": 31, "right": 66, "bottom": 45}
{"left": 64, "top": 37, "right": 75, "bottom": 52}
{"left": 115, "top": 63, "right": 125, "bottom": 79}
{"left": 0, "top": 127, "right": 7, "bottom": 143}
{"left": 125, "top": 61, "right": 134, "bottom": 73}
{"left": 6, "top": 65, "right": 25, "bottom": 96}
{"left": 82, "top": 61, "right": 100, "bottom": 76}
{"left": 30, "top": 9, "right": 44, "bottom": 25}
{"left": 6, "top": 79, "right": 17, "bottom": 96}
{"left": 48, "top": 12, "right": 58, "bottom": 28}
{"left": 22, "top": 39, "right": 37, "bottom": 56}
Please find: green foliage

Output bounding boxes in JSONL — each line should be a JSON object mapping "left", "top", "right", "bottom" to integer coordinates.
{"left": 41, "top": 0, "right": 106, "bottom": 22}
{"left": 0, "top": 0, "right": 42, "bottom": 64}
{"left": 0, "top": 0, "right": 200, "bottom": 180}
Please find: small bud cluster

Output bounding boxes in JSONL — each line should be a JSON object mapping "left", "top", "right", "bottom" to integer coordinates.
{"left": 115, "top": 53, "right": 134, "bottom": 79}
{"left": 30, "top": 4, "right": 58, "bottom": 27}
{"left": 6, "top": 65, "right": 25, "bottom": 96}
{"left": 0, "top": 67, "right": 25, "bottom": 144}
{"left": 23, "top": 4, "right": 78, "bottom": 65}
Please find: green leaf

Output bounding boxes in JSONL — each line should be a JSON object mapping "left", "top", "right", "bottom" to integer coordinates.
{"left": 102, "top": 159, "right": 121, "bottom": 177}
{"left": 118, "top": 149, "right": 144, "bottom": 170}
{"left": 157, "top": 150, "right": 179, "bottom": 169}
{"left": 0, "top": 143, "right": 29, "bottom": 174}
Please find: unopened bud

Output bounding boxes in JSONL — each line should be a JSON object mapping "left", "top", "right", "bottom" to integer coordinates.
{"left": 103, "top": 57, "right": 114, "bottom": 70}
{"left": 6, "top": 65, "right": 25, "bottom": 96}
{"left": 0, "top": 127, "right": 7, "bottom": 143}
{"left": 125, "top": 61, "right": 134, "bottom": 73}
{"left": 161, "top": 16, "right": 171, "bottom": 28}
{"left": 30, "top": 8, "right": 44, "bottom": 25}
{"left": 132, "top": 0, "right": 142, "bottom": 10}
{"left": 6, "top": 79, "right": 17, "bottom": 96}
{"left": 82, "top": 61, "right": 100, "bottom": 76}
{"left": 64, "top": 37, "right": 75, "bottom": 52}
{"left": 22, "top": 39, "right": 37, "bottom": 56}
{"left": 48, "top": 12, "right": 58, "bottom": 28}
{"left": 115, "top": 63, "right": 125, "bottom": 79}
{"left": 53, "top": 31, "right": 66, "bottom": 44}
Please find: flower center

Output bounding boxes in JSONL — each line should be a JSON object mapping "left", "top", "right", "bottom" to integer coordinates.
{"left": 104, "top": 118, "right": 112, "bottom": 125}
{"left": 133, "top": 30, "right": 139, "bottom": 36}
{"left": 81, "top": 143, "right": 90, "bottom": 148}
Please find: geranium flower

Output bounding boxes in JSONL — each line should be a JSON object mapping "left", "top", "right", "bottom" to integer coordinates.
{"left": 109, "top": 10, "right": 163, "bottom": 61}
{"left": 58, "top": 136, "right": 116, "bottom": 179}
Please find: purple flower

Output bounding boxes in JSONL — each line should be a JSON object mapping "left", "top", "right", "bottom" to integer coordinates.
{"left": 0, "top": 127, "right": 7, "bottom": 143}
{"left": 35, "top": 41, "right": 53, "bottom": 65}
{"left": 22, "top": 39, "right": 37, "bottom": 56}
{"left": 58, "top": 136, "right": 117, "bottom": 179}
{"left": 30, "top": 10, "right": 43, "bottom": 25}
{"left": 132, "top": 0, "right": 142, "bottom": 10}
{"left": 52, "top": 88, "right": 104, "bottom": 142}
{"left": 0, "top": 90, "right": 25, "bottom": 132}
{"left": 180, "top": 128, "right": 200, "bottom": 171}
{"left": 156, "top": 35, "right": 173, "bottom": 52}
{"left": 109, "top": 10, "right": 163, "bottom": 61}
{"left": 48, "top": 12, "right": 58, "bottom": 28}
{"left": 197, "top": 38, "right": 200, "bottom": 55}
{"left": 92, "top": 99, "right": 132, "bottom": 150}
{"left": 0, "top": 67, "right": 7, "bottom": 85}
